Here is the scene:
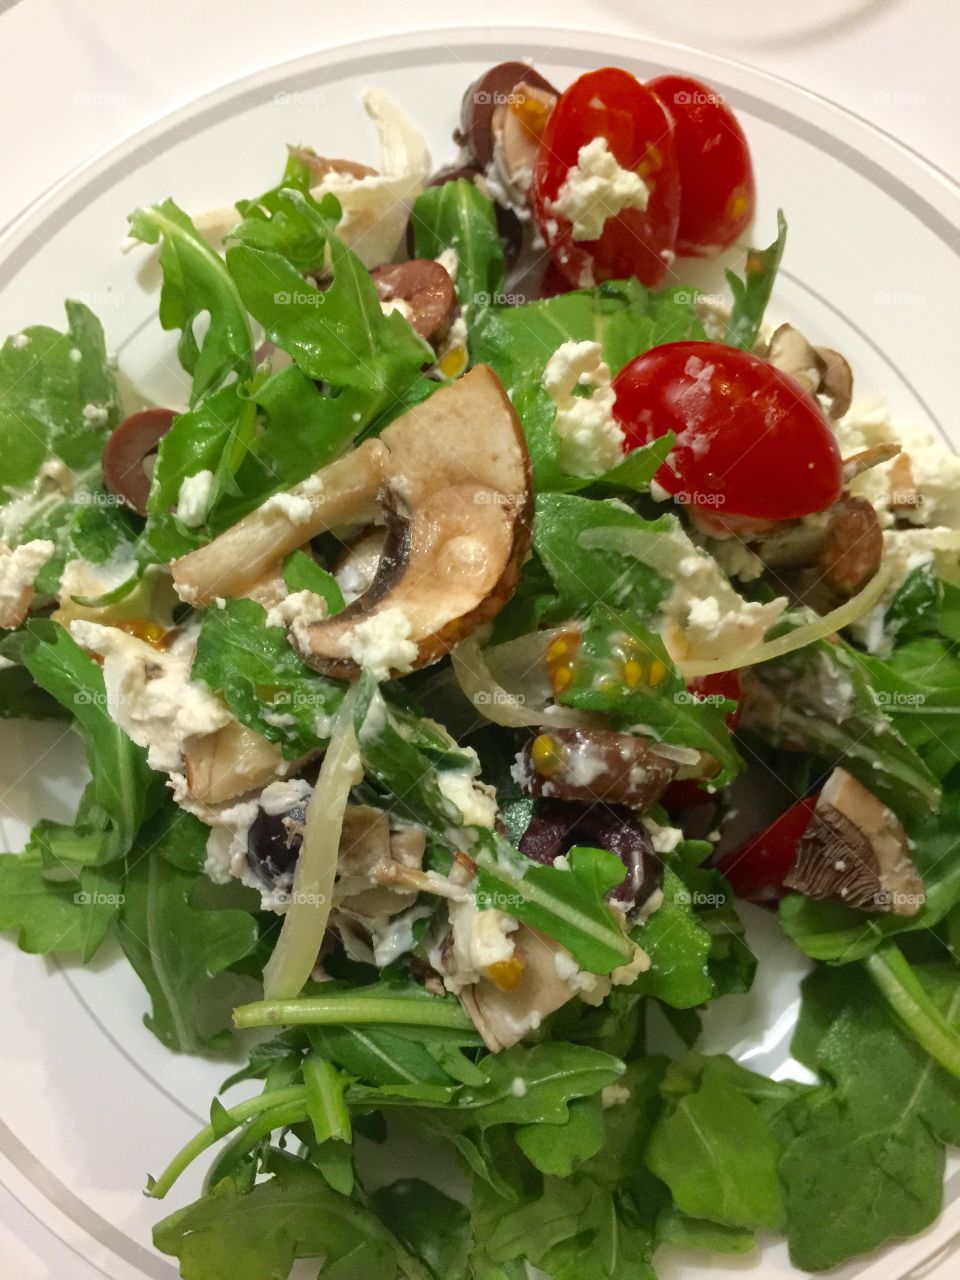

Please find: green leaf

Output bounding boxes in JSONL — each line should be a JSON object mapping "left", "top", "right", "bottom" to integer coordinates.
{"left": 282, "top": 549, "right": 345, "bottom": 613}
{"left": 0, "top": 301, "right": 120, "bottom": 569}
{"left": 227, "top": 189, "right": 431, "bottom": 398}
{"left": 153, "top": 1155, "right": 409, "bottom": 1280}
{"left": 117, "top": 803, "right": 259, "bottom": 1053}
{"left": 128, "top": 199, "right": 252, "bottom": 403}
{"left": 655, "top": 1206, "right": 755, "bottom": 1254}
{"left": 192, "top": 596, "right": 344, "bottom": 758}
{"left": 308, "top": 1024, "right": 455, "bottom": 1089}
{"left": 453, "top": 1042, "right": 624, "bottom": 1129}
{"left": 631, "top": 869, "right": 714, "bottom": 1007}
{"left": 411, "top": 179, "right": 506, "bottom": 317}
{"left": 646, "top": 1055, "right": 786, "bottom": 1231}
{"left": 302, "top": 1052, "right": 352, "bottom": 1143}
{"left": 515, "top": 1096, "right": 606, "bottom": 1175}
{"left": 724, "top": 211, "right": 787, "bottom": 350}
{"left": 0, "top": 855, "right": 121, "bottom": 959}
{"left": 558, "top": 604, "right": 743, "bottom": 786}
{"left": 372, "top": 1179, "right": 472, "bottom": 1280}
{"left": 13, "top": 620, "right": 162, "bottom": 865}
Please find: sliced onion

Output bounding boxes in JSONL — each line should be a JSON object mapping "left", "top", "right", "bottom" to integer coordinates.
{"left": 680, "top": 565, "right": 892, "bottom": 678}
{"left": 262, "top": 686, "right": 360, "bottom": 999}
{"left": 452, "top": 633, "right": 590, "bottom": 729}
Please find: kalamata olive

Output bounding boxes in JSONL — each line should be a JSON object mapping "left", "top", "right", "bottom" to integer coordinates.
{"left": 457, "top": 61, "right": 559, "bottom": 169}
{"left": 370, "top": 260, "right": 457, "bottom": 343}
{"left": 102, "top": 408, "right": 177, "bottom": 515}
{"left": 405, "top": 166, "right": 524, "bottom": 271}
{"left": 519, "top": 799, "right": 663, "bottom": 913}
{"left": 246, "top": 804, "right": 306, "bottom": 885}
{"left": 515, "top": 728, "right": 677, "bottom": 811}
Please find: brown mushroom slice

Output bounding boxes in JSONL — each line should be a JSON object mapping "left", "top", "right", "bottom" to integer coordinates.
{"left": 171, "top": 438, "right": 387, "bottom": 606}
{"left": 765, "top": 324, "right": 854, "bottom": 420}
{"left": 459, "top": 926, "right": 577, "bottom": 1052}
{"left": 294, "top": 364, "right": 532, "bottom": 677}
{"left": 783, "top": 768, "right": 924, "bottom": 916}
{"left": 842, "top": 442, "right": 902, "bottom": 484}
{"left": 334, "top": 528, "right": 386, "bottom": 603}
{"left": 815, "top": 494, "right": 883, "bottom": 597}
{"left": 184, "top": 720, "right": 286, "bottom": 805}
{"left": 515, "top": 728, "right": 676, "bottom": 810}
{"left": 816, "top": 347, "right": 853, "bottom": 419}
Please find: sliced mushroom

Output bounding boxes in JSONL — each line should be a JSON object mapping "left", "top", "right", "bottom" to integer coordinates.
{"left": 457, "top": 62, "right": 559, "bottom": 169}
{"left": 335, "top": 805, "right": 426, "bottom": 918}
{"left": 334, "top": 528, "right": 386, "bottom": 603}
{"left": 184, "top": 720, "right": 286, "bottom": 806}
{"left": 370, "top": 259, "right": 456, "bottom": 342}
{"left": 783, "top": 768, "right": 924, "bottom": 915}
{"left": 842, "top": 442, "right": 902, "bottom": 485}
{"left": 815, "top": 494, "right": 883, "bottom": 597}
{"left": 171, "top": 438, "right": 388, "bottom": 606}
{"left": 765, "top": 323, "right": 854, "bottom": 420}
{"left": 286, "top": 147, "right": 378, "bottom": 181}
{"left": 514, "top": 727, "right": 676, "bottom": 810}
{"left": 294, "top": 365, "right": 533, "bottom": 677}
{"left": 459, "top": 926, "right": 577, "bottom": 1052}
{"left": 102, "top": 408, "right": 177, "bottom": 515}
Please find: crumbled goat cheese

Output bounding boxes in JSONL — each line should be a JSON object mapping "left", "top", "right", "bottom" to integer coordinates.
{"left": 433, "top": 894, "right": 518, "bottom": 994}
{"left": 259, "top": 778, "right": 312, "bottom": 815}
{"left": 543, "top": 340, "right": 625, "bottom": 477}
{"left": 175, "top": 470, "right": 215, "bottom": 528}
{"left": 68, "top": 621, "right": 232, "bottom": 771}
{"left": 380, "top": 297, "right": 412, "bottom": 320}
{"left": 82, "top": 403, "right": 110, "bottom": 426}
{"left": 69, "top": 348, "right": 82, "bottom": 364}
{"left": 0, "top": 539, "right": 55, "bottom": 624}
{"left": 349, "top": 607, "right": 417, "bottom": 679}
{"left": 438, "top": 768, "right": 498, "bottom": 829}
{"left": 553, "top": 948, "right": 579, "bottom": 981}
{"left": 548, "top": 136, "right": 650, "bottom": 242}
{"left": 511, "top": 1077, "right": 528, "bottom": 1098}
{"left": 601, "top": 1084, "right": 631, "bottom": 1108}
{"left": 643, "top": 818, "right": 684, "bottom": 854}
{"left": 435, "top": 248, "right": 458, "bottom": 280}
{"left": 262, "top": 491, "right": 314, "bottom": 524}
{"left": 265, "top": 590, "right": 329, "bottom": 649}
{"left": 706, "top": 537, "right": 766, "bottom": 582}
{"left": 369, "top": 903, "right": 435, "bottom": 968}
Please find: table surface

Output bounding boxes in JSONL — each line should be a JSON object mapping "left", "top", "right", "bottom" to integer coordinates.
{"left": 0, "top": 0, "right": 956, "bottom": 1275}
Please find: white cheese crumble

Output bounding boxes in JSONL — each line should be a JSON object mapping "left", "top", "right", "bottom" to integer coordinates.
{"left": 601, "top": 1084, "right": 631, "bottom": 1109}
{"left": 81, "top": 403, "right": 110, "bottom": 426}
{"left": 262, "top": 491, "right": 314, "bottom": 524}
{"left": 68, "top": 621, "right": 232, "bottom": 771}
{"left": 0, "top": 539, "right": 55, "bottom": 626}
{"left": 432, "top": 894, "right": 519, "bottom": 994}
{"left": 548, "top": 136, "right": 650, "bottom": 242}
{"left": 435, "top": 248, "right": 459, "bottom": 281}
{"left": 510, "top": 1077, "right": 528, "bottom": 1098}
{"left": 265, "top": 590, "right": 329, "bottom": 651}
{"left": 437, "top": 766, "right": 498, "bottom": 829}
{"left": 11, "top": 333, "right": 29, "bottom": 350}
{"left": 380, "top": 297, "right": 412, "bottom": 320}
{"left": 349, "top": 607, "right": 417, "bottom": 680}
{"left": 642, "top": 817, "right": 684, "bottom": 855}
{"left": 175, "top": 470, "right": 215, "bottom": 528}
{"left": 543, "top": 340, "right": 625, "bottom": 478}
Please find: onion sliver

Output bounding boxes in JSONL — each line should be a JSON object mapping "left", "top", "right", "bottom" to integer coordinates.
{"left": 679, "top": 566, "right": 892, "bottom": 678}
{"left": 262, "top": 686, "right": 360, "bottom": 999}
{"left": 452, "top": 634, "right": 588, "bottom": 729}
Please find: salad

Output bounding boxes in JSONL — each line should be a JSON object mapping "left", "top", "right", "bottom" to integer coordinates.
{"left": 2, "top": 57, "right": 960, "bottom": 1280}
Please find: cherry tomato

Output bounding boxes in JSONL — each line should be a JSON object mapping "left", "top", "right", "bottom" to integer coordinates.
{"left": 662, "top": 671, "right": 742, "bottom": 811}
{"left": 531, "top": 68, "right": 680, "bottom": 288}
{"left": 647, "top": 74, "right": 755, "bottom": 256}
{"left": 612, "top": 341, "right": 843, "bottom": 522}
{"left": 715, "top": 796, "right": 818, "bottom": 902}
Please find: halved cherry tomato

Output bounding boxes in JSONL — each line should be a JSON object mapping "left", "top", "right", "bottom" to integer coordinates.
{"left": 663, "top": 671, "right": 742, "bottom": 811}
{"left": 647, "top": 74, "right": 755, "bottom": 256}
{"left": 531, "top": 68, "right": 680, "bottom": 288}
{"left": 612, "top": 341, "right": 843, "bottom": 523}
{"left": 715, "top": 796, "right": 818, "bottom": 902}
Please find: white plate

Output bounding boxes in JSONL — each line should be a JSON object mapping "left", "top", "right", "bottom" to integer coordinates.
{"left": 1, "top": 25, "right": 959, "bottom": 1280}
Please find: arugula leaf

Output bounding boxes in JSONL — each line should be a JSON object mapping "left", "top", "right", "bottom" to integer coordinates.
{"left": 655, "top": 1207, "right": 755, "bottom": 1254}
{"left": 472, "top": 278, "right": 705, "bottom": 395}
{"left": 372, "top": 1179, "right": 471, "bottom": 1280}
{"left": 0, "top": 653, "right": 70, "bottom": 720}
{"left": 515, "top": 1097, "right": 606, "bottom": 1176}
{"left": 724, "top": 211, "right": 787, "bottom": 350}
{"left": 558, "top": 604, "right": 743, "bottom": 786}
{"left": 11, "top": 620, "right": 162, "bottom": 865}
{"left": 646, "top": 1054, "right": 786, "bottom": 1231}
{"left": 782, "top": 961, "right": 960, "bottom": 1271}
{"left": 454, "top": 1042, "right": 624, "bottom": 1129}
{"left": 779, "top": 788, "right": 960, "bottom": 961}
{"left": 118, "top": 803, "right": 259, "bottom": 1053}
{"left": 532, "top": 495, "right": 671, "bottom": 623}
{"left": 192, "top": 597, "right": 343, "bottom": 758}
{"left": 0, "top": 301, "right": 120, "bottom": 580}
{"left": 227, "top": 189, "right": 431, "bottom": 398}
{"left": 411, "top": 179, "right": 506, "bottom": 315}
{"left": 154, "top": 1154, "right": 414, "bottom": 1280}
{"left": 631, "top": 869, "right": 714, "bottom": 1007}
{"left": 308, "top": 1024, "right": 457, "bottom": 1089}
{"left": 282, "top": 549, "right": 345, "bottom": 613}
{"left": 128, "top": 199, "right": 252, "bottom": 403}
{"left": 232, "top": 154, "right": 329, "bottom": 269}
{"left": 0, "top": 855, "right": 121, "bottom": 959}
{"left": 141, "top": 382, "right": 258, "bottom": 561}
{"left": 744, "top": 636, "right": 940, "bottom": 822}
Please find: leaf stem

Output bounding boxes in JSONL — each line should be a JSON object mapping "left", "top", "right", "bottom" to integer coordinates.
{"left": 147, "top": 1086, "right": 308, "bottom": 1200}
{"left": 233, "top": 995, "right": 473, "bottom": 1032}
{"left": 866, "top": 943, "right": 960, "bottom": 1079}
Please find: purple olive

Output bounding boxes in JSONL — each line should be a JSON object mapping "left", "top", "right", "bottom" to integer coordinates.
{"left": 519, "top": 799, "right": 663, "bottom": 913}
{"left": 246, "top": 803, "right": 305, "bottom": 886}
{"left": 102, "top": 408, "right": 177, "bottom": 515}
{"left": 456, "top": 61, "right": 559, "bottom": 169}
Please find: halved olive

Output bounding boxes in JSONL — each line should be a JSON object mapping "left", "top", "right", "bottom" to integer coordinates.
{"left": 102, "top": 408, "right": 177, "bottom": 515}
{"left": 457, "top": 61, "right": 558, "bottom": 169}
